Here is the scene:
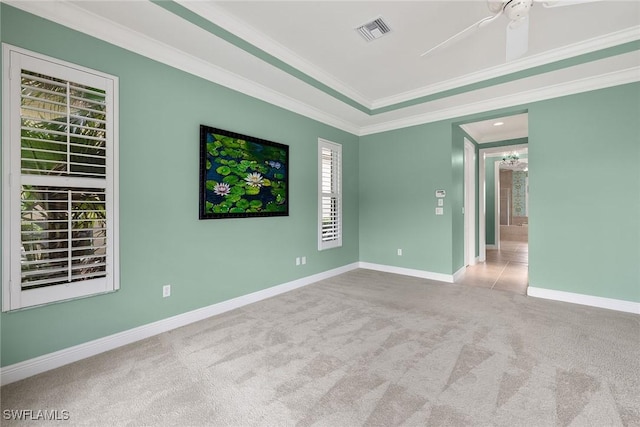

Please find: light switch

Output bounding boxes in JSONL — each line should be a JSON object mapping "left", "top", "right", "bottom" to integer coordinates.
{"left": 437, "top": 199, "right": 444, "bottom": 207}
{"left": 435, "top": 207, "right": 444, "bottom": 215}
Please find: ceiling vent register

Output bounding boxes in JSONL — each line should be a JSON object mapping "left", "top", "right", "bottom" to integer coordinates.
{"left": 356, "top": 17, "right": 391, "bottom": 41}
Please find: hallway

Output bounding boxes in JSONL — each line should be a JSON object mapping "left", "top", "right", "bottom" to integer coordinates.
{"left": 457, "top": 240, "right": 529, "bottom": 295}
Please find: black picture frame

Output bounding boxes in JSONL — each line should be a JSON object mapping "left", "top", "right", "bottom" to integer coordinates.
{"left": 199, "top": 125, "right": 289, "bottom": 219}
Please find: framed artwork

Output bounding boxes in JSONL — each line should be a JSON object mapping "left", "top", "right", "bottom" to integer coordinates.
{"left": 199, "top": 125, "right": 289, "bottom": 219}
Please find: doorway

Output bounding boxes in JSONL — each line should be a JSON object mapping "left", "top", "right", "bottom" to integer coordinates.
{"left": 460, "top": 145, "right": 529, "bottom": 294}
{"left": 486, "top": 151, "right": 529, "bottom": 293}
{"left": 457, "top": 112, "right": 530, "bottom": 295}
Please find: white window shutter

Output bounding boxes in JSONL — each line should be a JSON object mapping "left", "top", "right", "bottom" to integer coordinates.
{"left": 318, "top": 139, "right": 342, "bottom": 250}
{"left": 2, "top": 45, "right": 119, "bottom": 311}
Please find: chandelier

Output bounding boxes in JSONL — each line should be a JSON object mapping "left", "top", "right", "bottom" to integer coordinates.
{"left": 501, "top": 152, "right": 520, "bottom": 166}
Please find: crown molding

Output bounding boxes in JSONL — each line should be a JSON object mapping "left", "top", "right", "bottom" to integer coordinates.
{"left": 175, "top": 0, "right": 374, "bottom": 110}
{"left": 3, "top": 0, "right": 360, "bottom": 135}
{"left": 3, "top": 1, "right": 638, "bottom": 138}
{"left": 163, "top": 2, "right": 640, "bottom": 113}
{"left": 359, "top": 66, "right": 640, "bottom": 136}
{"left": 371, "top": 26, "right": 640, "bottom": 110}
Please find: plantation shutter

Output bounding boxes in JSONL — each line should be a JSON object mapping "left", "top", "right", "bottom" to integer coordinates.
{"left": 318, "top": 139, "right": 342, "bottom": 250}
{"left": 3, "top": 46, "right": 118, "bottom": 311}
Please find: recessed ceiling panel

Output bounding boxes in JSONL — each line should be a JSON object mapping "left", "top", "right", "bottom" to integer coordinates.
{"left": 215, "top": 1, "right": 640, "bottom": 102}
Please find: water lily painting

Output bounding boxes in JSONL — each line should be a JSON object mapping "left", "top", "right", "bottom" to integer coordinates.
{"left": 199, "top": 125, "right": 289, "bottom": 219}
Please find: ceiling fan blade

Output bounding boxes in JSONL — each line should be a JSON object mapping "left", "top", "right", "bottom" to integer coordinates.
{"left": 420, "top": 10, "right": 503, "bottom": 57}
{"left": 506, "top": 15, "right": 529, "bottom": 61}
{"left": 541, "top": 0, "right": 601, "bottom": 8}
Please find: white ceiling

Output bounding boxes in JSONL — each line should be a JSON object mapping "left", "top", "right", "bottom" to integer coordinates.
{"left": 10, "top": 0, "right": 640, "bottom": 137}
{"left": 213, "top": 0, "right": 640, "bottom": 103}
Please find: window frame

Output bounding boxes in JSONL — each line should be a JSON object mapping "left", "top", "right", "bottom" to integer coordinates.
{"left": 2, "top": 44, "right": 119, "bottom": 311}
{"left": 317, "top": 138, "right": 342, "bottom": 251}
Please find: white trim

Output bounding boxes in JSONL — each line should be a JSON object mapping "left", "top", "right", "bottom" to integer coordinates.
{"left": 3, "top": 0, "right": 360, "bottom": 136}
{"left": 359, "top": 66, "right": 640, "bottom": 136}
{"left": 478, "top": 149, "right": 486, "bottom": 262}
{"left": 485, "top": 244, "right": 498, "bottom": 250}
{"left": 494, "top": 160, "right": 501, "bottom": 248}
{"left": 318, "top": 139, "right": 343, "bottom": 251}
{"left": 175, "top": 0, "right": 372, "bottom": 109}
{"left": 452, "top": 265, "right": 467, "bottom": 283}
{"left": 4, "top": 261, "right": 636, "bottom": 385}
{"left": 5, "top": 0, "right": 639, "bottom": 138}
{"left": 372, "top": 26, "right": 640, "bottom": 109}
{"left": 0, "top": 262, "right": 360, "bottom": 385}
{"left": 1, "top": 45, "right": 12, "bottom": 312}
{"left": 150, "top": 2, "right": 640, "bottom": 112}
{"left": 358, "top": 262, "right": 455, "bottom": 283}
{"left": 527, "top": 287, "right": 640, "bottom": 315}
{"left": 464, "top": 139, "right": 476, "bottom": 267}
{"left": 2, "top": 44, "right": 120, "bottom": 311}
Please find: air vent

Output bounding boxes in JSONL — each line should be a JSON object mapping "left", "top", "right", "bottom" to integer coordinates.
{"left": 356, "top": 17, "right": 391, "bottom": 42}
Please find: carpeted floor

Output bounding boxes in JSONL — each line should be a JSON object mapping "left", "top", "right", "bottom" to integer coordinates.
{"left": 2, "top": 269, "right": 639, "bottom": 426}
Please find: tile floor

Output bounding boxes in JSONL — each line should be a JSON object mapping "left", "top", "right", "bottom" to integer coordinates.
{"left": 457, "top": 239, "right": 529, "bottom": 295}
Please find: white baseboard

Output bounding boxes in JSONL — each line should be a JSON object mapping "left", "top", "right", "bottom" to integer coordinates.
{"left": 527, "top": 287, "right": 640, "bottom": 315}
{"left": 0, "top": 263, "right": 359, "bottom": 386}
{"left": 486, "top": 244, "right": 497, "bottom": 249}
{"left": 452, "top": 266, "right": 467, "bottom": 282}
{"left": 358, "top": 262, "right": 454, "bottom": 283}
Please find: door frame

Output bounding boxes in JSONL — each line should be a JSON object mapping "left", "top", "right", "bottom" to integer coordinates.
{"left": 478, "top": 144, "right": 528, "bottom": 262}
{"left": 464, "top": 138, "right": 476, "bottom": 266}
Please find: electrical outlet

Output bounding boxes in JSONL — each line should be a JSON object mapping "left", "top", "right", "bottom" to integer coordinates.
{"left": 397, "top": 248, "right": 402, "bottom": 256}
{"left": 302, "top": 256, "right": 307, "bottom": 265}
{"left": 162, "top": 284, "right": 171, "bottom": 298}
{"left": 296, "top": 257, "right": 301, "bottom": 266}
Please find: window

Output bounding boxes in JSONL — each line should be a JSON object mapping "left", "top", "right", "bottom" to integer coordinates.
{"left": 2, "top": 45, "right": 119, "bottom": 311}
{"left": 318, "top": 139, "right": 342, "bottom": 250}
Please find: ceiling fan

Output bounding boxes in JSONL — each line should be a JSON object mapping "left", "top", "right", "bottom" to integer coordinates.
{"left": 420, "top": 0, "right": 600, "bottom": 62}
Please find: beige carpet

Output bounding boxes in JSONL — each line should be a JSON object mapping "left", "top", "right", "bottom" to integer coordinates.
{"left": 2, "top": 269, "right": 639, "bottom": 426}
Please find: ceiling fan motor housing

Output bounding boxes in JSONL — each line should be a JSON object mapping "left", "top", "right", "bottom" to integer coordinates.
{"left": 503, "top": 0, "right": 534, "bottom": 21}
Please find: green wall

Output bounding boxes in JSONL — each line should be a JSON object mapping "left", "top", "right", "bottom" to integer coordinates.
{"left": 358, "top": 124, "right": 453, "bottom": 273}
{"left": 360, "top": 84, "right": 639, "bottom": 304}
{"left": 528, "top": 84, "right": 640, "bottom": 302}
{"left": 2, "top": 5, "right": 639, "bottom": 368}
{"left": 0, "top": 5, "right": 359, "bottom": 366}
